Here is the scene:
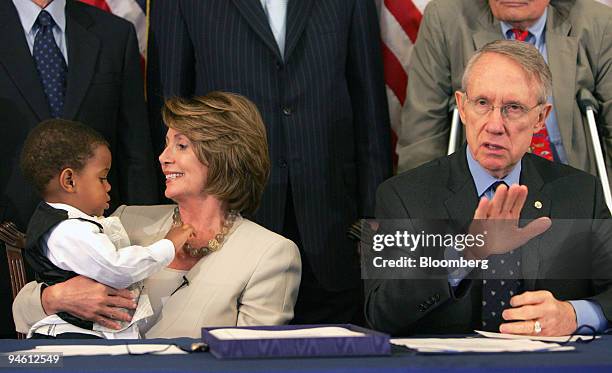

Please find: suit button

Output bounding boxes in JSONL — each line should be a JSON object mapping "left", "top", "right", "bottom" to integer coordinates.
{"left": 278, "top": 159, "right": 288, "bottom": 168}
{"left": 276, "top": 61, "right": 283, "bottom": 70}
{"left": 282, "top": 107, "right": 292, "bottom": 116}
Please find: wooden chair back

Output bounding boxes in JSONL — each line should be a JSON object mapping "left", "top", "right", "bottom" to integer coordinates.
{"left": 0, "top": 221, "right": 27, "bottom": 339}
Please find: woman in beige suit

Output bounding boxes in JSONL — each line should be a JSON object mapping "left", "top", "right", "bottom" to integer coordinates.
{"left": 13, "top": 92, "right": 302, "bottom": 338}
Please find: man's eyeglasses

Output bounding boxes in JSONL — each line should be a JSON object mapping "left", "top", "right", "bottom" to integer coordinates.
{"left": 463, "top": 93, "right": 542, "bottom": 121}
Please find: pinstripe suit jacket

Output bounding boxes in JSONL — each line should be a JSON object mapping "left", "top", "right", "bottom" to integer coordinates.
{"left": 147, "top": 0, "right": 392, "bottom": 290}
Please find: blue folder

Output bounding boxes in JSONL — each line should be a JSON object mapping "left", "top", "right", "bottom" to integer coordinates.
{"left": 201, "top": 324, "right": 391, "bottom": 359}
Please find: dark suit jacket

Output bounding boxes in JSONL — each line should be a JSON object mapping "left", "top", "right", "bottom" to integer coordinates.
{"left": 146, "top": 0, "right": 392, "bottom": 290}
{"left": 365, "top": 146, "right": 612, "bottom": 336}
{"left": 0, "top": 0, "right": 158, "bottom": 336}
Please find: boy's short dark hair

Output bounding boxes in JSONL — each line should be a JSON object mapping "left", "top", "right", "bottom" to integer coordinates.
{"left": 20, "top": 119, "right": 110, "bottom": 196}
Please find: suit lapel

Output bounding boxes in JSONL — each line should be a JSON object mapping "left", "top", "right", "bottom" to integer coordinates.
{"left": 473, "top": 30, "right": 501, "bottom": 51}
{"left": 473, "top": 3, "right": 502, "bottom": 51}
{"left": 284, "top": 0, "right": 314, "bottom": 62}
{"left": 518, "top": 156, "right": 551, "bottom": 290}
{"left": 444, "top": 147, "right": 479, "bottom": 230}
{"left": 63, "top": 2, "right": 99, "bottom": 120}
{"left": 545, "top": 6, "right": 577, "bottom": 166}
{"left": 0, "top": 1, "right": 50, "bottom": 120}
{"left": 231, "top": 0, "right": 283, "bottom": 62}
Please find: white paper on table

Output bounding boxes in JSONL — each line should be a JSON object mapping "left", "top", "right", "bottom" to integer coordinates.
{"left": 475, "top": 330, "right": 599, "bottom": 343}
{"left": 209, "top": 326, "right": 365, "bottom": 340}
{"left": 391, "top": 337, "right": 575, "bottom": 353}
{"left": 10, "top": 344, "right": 187, "bottom": 356}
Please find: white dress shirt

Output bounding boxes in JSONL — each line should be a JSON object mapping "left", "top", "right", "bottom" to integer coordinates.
{"left": 12, "top": 0, "right": 69, "bottom": 64}
{"left": 43, "top": 203, "right": 174, "bottom": 289}
{"left": 260, "top": 0, "right": 288, "bottom": 57}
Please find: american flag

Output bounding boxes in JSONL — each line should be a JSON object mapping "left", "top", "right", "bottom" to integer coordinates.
{"left": 78, "top": 0, "right": 148, "bottom": 58}
{"left": 379, "top": 0, "right": 429, "bottom": 165}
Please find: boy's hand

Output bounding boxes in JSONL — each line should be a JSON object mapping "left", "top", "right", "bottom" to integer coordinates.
{"left": 165, "top": 224, "right": 194, "bottom": 251}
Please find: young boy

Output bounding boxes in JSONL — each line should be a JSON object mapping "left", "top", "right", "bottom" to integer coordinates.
{"left": 20, "top": 119, "right": 192, "bottom": 339}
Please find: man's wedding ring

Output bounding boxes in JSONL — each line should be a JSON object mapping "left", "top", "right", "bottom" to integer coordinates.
{"left": 534, "top": 320, "right": 542, "bottom": 334}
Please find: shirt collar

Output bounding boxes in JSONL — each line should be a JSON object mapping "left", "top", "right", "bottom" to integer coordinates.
{"left": 12, "top": 0, "right": 66, "bottom": 34}
{"left": 500, "top": 7, "right": 547, "bottom": 45}
{"left": 466, "top": 147, "right": 522, "bottom": 197}
{"left": 46, "top": 202, "right": 93, "bottom": 220}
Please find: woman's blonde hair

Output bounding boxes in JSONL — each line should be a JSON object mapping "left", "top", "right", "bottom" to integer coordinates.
{"left": 162, "top": 92, "right": 270, "bottom": 216}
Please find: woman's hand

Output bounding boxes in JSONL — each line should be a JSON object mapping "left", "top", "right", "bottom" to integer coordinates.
{"left": 41, "top": 275, "right": 137, "bottom": 330}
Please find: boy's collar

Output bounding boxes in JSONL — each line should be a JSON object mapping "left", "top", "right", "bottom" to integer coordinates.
{"left": 45, "top": 202, "right": 94, "bottom": 219}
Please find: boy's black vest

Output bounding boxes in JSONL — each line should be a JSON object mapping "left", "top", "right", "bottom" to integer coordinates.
{"left": 25, "top": 203, "right": 103, "bottom": 330}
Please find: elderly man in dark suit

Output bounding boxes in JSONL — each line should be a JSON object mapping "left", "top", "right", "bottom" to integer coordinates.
{"left": 147, "top": 0, "right": 392, "bottom": 324}
{"left": 0, "top": 0, "right": 158, "bottom": 337}
{"left": 366, "top": 40, "right": 612, "bottom": 337}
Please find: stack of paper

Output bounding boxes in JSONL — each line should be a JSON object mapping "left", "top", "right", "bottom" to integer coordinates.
{"left": 391, "top": 337, "right": 574, "bottom": 353}
{"left": 9, "top": 344, "right": 187, "bottom": 356}
{"left": 209, "top": 326, "right": 366, "bottom": 340}
{"left": 475, "top": 330, "right": 598, "bottom": 343}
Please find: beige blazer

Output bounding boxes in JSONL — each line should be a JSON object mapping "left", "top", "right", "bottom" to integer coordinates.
{"left": 13, "top": 205, "right": 302, "bottom": 338}
{"left": 397, "top": 0, "right": 612, "bottom": 182}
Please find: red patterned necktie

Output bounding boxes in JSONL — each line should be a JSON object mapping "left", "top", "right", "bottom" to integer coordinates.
{"left": 511, "top": 28, "right": 554, "bottom": 161}
{"left": 511, "top": 28, "right": 529, "bottom": 42}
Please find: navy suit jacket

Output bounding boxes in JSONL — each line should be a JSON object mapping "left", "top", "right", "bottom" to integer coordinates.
{"left": 366, "top": 146, "right": 612, "bottom": 335}
{"left": 0, "top": 0, "right": 158, "bottom": 336}
{"left": 147, "top": 0, "right": 392, "bottom": 290}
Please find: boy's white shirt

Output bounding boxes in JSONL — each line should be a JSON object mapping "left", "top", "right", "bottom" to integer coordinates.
{"left": 43, "top": 203, "right": 173, "bottom": 289}
{"left": 28, "top": 203, "right": 174, "bottom": 339}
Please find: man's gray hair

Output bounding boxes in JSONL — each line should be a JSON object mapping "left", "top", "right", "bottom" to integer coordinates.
{"left": 461, "top": 40, "right": 552, "bottom": 104}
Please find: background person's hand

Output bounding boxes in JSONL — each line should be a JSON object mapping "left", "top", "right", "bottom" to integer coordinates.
{"left": 468, "top": 184, "right": 551, "bottom": 259}
{"left": 41, "top": 275, "right": 136, "bottom": 330}
{"left": 499, "top": 290, "right": 577, "bottom": 336}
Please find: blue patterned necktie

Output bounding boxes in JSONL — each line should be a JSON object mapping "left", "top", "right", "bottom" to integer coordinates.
{"left": 33, "top": 10, "right": 67, "bottom": 118}
{"left": 480, "top": 181, "right": 523, "bottom": 331}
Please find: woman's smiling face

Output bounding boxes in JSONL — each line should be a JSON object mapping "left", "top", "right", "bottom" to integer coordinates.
{"left": 158, "top": 128, "right": 209, "bottom": 202}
